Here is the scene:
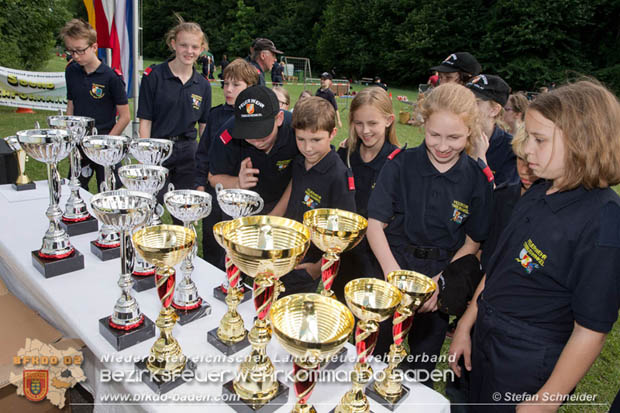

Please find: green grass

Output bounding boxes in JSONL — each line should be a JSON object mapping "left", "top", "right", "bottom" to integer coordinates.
{"left": 3, "top": 53, "right": 619, "bottom": 411}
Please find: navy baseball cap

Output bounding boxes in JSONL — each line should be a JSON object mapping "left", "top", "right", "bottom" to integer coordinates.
{"left": 320, "top": 72, "right": 332, "bottom": 80}
{"left": 253, "top": 38, "right": 283, "bottom": 54}
{"left": 466, "top": 74, "right": 511, "bottom": 106}
{"left": 431, "top": 52, "right": 481, "bottom": 76}
{"left": 232, "top": 86, "right": 280, "bottom": 139}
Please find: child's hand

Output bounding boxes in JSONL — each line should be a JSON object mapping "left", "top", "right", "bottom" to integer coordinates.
{"left": 196, "top": 186, "right": 205, "bottom": 192}
{"left": 238, "top": 157, "right": 260, "bottom": 189}
{"left": 295, "top": 260, "right": 322, "bottom": 280}
{"left": 418, "top": 273, "right": 440, "bottom": 313}
{"left": 448, "top": 324, "right": 472, "bottom": 378}
{"left": 471, "top": 132, "right": 490, "bottom": 160}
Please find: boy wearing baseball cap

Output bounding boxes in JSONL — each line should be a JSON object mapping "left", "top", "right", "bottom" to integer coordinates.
{"left": 316, "top": 72, "right": 342, "bottom": 127}
{"left": 431, "top": 52, "right": 481, "bottom": 85}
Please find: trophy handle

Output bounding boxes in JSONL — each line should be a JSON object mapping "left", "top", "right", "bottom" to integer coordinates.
{"left": 92, "top": 127, "right": 98, "bottom": 135}
{"left": 215, "top": 183, "right": 223, "bottom": 195}
{"left": 100, "top": 181, "right": 108, "bottom": 192}
{"left": 254, "top": 196, "right": 264, "bottom": 215}
{"left": 34, "top": 121, "right": 40, "bottom": 129}
{"left": 168, "top": 183, "right": 175, "bottom": 193}
{"left": 4, "top": 135, "right": 20, "bottom": 151}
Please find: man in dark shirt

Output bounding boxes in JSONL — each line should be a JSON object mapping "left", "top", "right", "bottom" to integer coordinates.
{"left": 249, "top": 38, "right": 283, "bottom": 87}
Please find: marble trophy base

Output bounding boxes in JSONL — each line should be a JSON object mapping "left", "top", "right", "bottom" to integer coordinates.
{"left": 60, "top": 216, "right": 99, "bottom": 236}
{"left": 213, "top": 284, "right": 252, "bottom": 304}
{"left": 98, "top": 316, "right": 155, "bottom": 351}
{"left": 174, "top": 301, "right": 211, "bottom": 325}
{"left": 364, "top": 379, "right": 410, "bottom": 411}
{"left": 12, "top": 182, "right": 36, "bottom": 191}
{"left": 206, "top": 327, "right": 250, "bottom": 356}
{"left": 321, "top": 346, "right": 348, "bottom": 370}
{"left": 131, "top": 274, "right": 155, "bottom": 292}
{"left": 31, "top": 249, "right": 84, "bottom": 278}
{"left": 90, "top": 240, "right": 120, "bottom": 261}
{"left": 135, "top": 358, "right": 197, "bottom": 395}
{"left": 222, "top": 379, "right": 289, "bottom": 413}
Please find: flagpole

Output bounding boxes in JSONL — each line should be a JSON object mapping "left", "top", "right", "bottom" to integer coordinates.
{"left": 132, "top": 0, "right": 140, "bottom": 138}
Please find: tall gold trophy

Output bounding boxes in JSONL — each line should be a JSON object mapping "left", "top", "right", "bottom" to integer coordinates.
{"left": 4, "top": 135, "right": 35, "bottom": 190}
{"left": 366, "top": 270, "right": 437, "bottom": 410}
{"left": 219, "top": 216, "right": 310, "bottom": 411}
{"left": 335, "top": 278, "right": 402, "bottom": 413}
{"left": 303, "top": 209, "right": 367, "bottom": 298}
{"left": 270, "top": 293, "right": 354, "bottom": 413}
{"left": 132, "top": 224, "right": 196, "bottom": 394}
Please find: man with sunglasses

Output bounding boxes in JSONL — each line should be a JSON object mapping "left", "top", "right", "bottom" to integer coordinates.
{"left": 60, "top": 19, "right": 130, "bottom": 191}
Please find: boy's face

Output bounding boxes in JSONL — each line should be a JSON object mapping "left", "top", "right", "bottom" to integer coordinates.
{"left": 295, "top": 127, "right": 336, "bottom": 169}
{"left": 523, "top": 109, "right": 566, "bottom": 184}
{"left": 244, "top": 111, "right": 284, "bottom": 153}
{"left": 223, "top": 78, "right": 249, "bottom": 105}
{"left": 439, "top": 71, "right": 460, "bottom": 85}
{"left": 64, "top": 36, "right": 97, "bottom": 67}
{"left": 320, "top": 78, "right": 332, "bottom": 89}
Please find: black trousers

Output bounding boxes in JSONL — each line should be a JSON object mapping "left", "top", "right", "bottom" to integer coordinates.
{"left": 201, "top": 184, "right": 225, "bottom": 270}
{"left": 157, "top": 139, "right": 198, "bottom": 225}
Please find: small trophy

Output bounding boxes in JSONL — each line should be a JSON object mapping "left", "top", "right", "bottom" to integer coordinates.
{"left": 48, "top": 115, "right": 98, "bottom": 236}
{"left": 129, "top": 138, "right": 173, "bottom": 165}
{"left": 218, "top": 216, "right": 310, "bottom": 411}
{"left": 366, "top": 270, "right": 437, "bottom": 410}
{"left": 90, "top": 189, "right": 156, "bottom": 350}
{"left": 132, "top": 224, "right": 197, "bottom": 394}
{"left": 3, "top": 135, "right": 35, "bottom": 191}
{"left": 334, "top": 278, "right": 402, "bottom": 413}
{"left": 270, "top": 293, "right": 354, "bottom": 413}
{"left": 81, "top": 135, "right": 129, "bottom": 261}
{"left": 213, "top": 183, "right": 264, "bottom": 304}
{"left": 118, "top": 164, "right": 169, "bottom": 290}
{"left": 16, "top": 129, "right": 85, "bottom": 277}
{"left": 163, "top": 186, "right": 213, "bottom": 324}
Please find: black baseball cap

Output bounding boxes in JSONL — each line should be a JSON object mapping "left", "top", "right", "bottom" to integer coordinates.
{"left": 253, "top": 38, "right": 283, "bottom": 54}
{"left": 466, "top": 74, "right": 510, "bottom": 106}
{"left": 231, "top": 86, "right": 280, "bottom": 139}
{"left": 320, "top": 72, "right": 332, "bottom": 80}
{"left": 431, "top": 52, "right": 481, "bottom": 76}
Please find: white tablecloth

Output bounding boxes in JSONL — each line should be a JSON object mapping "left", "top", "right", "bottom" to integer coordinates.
{"left": 0, "top": 181, "right": 450, "bottom": 413}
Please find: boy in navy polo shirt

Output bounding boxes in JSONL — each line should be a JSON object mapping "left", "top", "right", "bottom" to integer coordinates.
{"left": 60, "top": 19, "right": 130, "bottom": 191}
{"left": 208, "top": 86, "right": 298, "bottom": 214}
{"left": 316, "top": 72, "right": 342, "bottom": 127}
{"left": 270, "top": 96, "right": 356, "bottom": 295}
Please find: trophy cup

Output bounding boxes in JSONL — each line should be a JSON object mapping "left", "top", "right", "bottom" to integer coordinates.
{"left": 270, "top": 293, "right": 355, "bottom": 413}
{"left": 118, "top": 164, "right": 169, "bottom": 291}
{"left": 16, "top": 129, "right": 85, "bottom": 277}
{"left": 91, "top": 189, "right": 157, "bottom": 350}
{"left": 3, "top": 136, "right": 35, "bottom": 191}
{"left": 129, "top": 138, "right": 173, "bottom": 165}
{"left": 366, "top": 270, "right": 437, "bottom": 410}
{"left": 48, "top": 115, "right": 99, "bottom": 236}
{"left": 132, "top": 224, "right": 197, "bottom": 394}
{"left": 81, "top": 135, "right": 129, "bottom": 261}
{"left": 213, "top": 183, "right": 264, "bottom": 304}
{"left": 334, "top": 278, "right": 402, "bottom": 413}
{"left": 218, "top": 216, "right": 310, "bottom": 411}
{"left": 163, "top": 186, "right": 212, "bottom": 324}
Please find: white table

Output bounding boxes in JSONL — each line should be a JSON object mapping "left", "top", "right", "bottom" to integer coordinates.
{"left": 0, "top": 181, "right": 450, "bottom": 413}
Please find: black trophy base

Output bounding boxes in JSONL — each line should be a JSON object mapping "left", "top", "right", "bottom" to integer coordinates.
{"left": 31, "top": 249, "right": 84, "bottom": 278}
{"left": 12, "top": 182, "right": 36, "bottom": 191}
{"left": 213, "top": 285, "right": 252, "bottom": 304}
{"left": 90, "top": 241, "right": 120, "bottom": 261}
{"left": 59, "top": 216, "right": 99, "bottom": 236}
{"left": 131, "top": 274, "right": 155, "bottom": 292}
{"left": 135, "top": 358, "right": 196, "bottom": 395}
{"left": 322, "top": 346, "right": 348, "bottom": 370}
{"left": 222, "top": 379, "right": 289, "bottom": 413}
{"left": 98, "top": 315, "right": 156, "bottom": 351}
{"left": 207, "top": 327, "right": 250, "bottom": 355}
{"left": 364, "top": 379, "right": 410, "bottom": 411}
{"left": 174, "top": 301, "right": 211, "bottom": 325}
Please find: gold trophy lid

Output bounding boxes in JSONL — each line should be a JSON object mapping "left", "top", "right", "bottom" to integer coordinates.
{"left": 270, "top": 293, "right": 354, "bottom": 363}
{"left": 132, "top": 224, "right": 195, "bottom": 268}
{"left": 220, "top": 215, "right": 310, "bottom": 278}
{"left": 344, "top": 278, "right": 402, "bottom": 322}
{"left": 387, "top": 270, "right": 437, "bottom": 310}
{"left": 303, "top": 208, "right": 368, "bottom": 253}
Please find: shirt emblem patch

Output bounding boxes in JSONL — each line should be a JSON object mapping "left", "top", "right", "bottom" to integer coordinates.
{"left": 191, "top": 94, "right": 202, "bottom": 110}
{"left": 276, "top": 159, "right": 292, "bottom": 171}
{"left": 515, "top": 239, "right": 546, "bottom": 274}
{"left": 90, "top": 83, "right": 105, "bottom": 99}
{"left": 451, "top": 200, "right": 469, "bottom": 224}
{"left": 303, "top": 188, "right": 322, "bottom": 209}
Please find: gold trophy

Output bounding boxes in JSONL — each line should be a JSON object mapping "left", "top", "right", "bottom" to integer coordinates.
{"left": 335, "top": 278, "right": 402, "bottom": 413}
{"left": 367, "top": 270, "right": 437, "bottom": 410}
{"left": 4, "top": 135, "right": 35, "bottom": 190}
{"left": 132, "top": 224, "right": 196, "bottom": 394}
{"left": 303, "top": 209, "right": 367, "bottom": 298}
{"left": 219, "top": 216, "right": 310, "bottom": 410}
{"left": 270, "top": 293, "right": 354, "bottom": 413}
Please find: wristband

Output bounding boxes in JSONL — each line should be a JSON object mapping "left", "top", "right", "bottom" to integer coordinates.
{"left": 477, "top": 158, "right": 494, "bottom": 183}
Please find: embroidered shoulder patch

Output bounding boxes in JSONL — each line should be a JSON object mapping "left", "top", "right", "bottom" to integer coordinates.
{"left": 114, "top": 68, "right": 123, "bottom": 77}
{"left": 144, "top": 67, "right": 153, "bottom": 76}
{"left": 219, "top": 129, "right": 232, "bottom": 144}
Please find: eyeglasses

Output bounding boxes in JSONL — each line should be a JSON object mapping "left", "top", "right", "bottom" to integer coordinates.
{"left": 66, "top": 45, "right": 92, "bottom": 56}
{"left": 278, "top": 100, "right": 288, "bottom": 108}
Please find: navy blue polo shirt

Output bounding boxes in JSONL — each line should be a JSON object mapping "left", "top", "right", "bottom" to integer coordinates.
{"left": 486, "top": 125, "right": 519, "bottom": 187}
{"left": 285, "top": 149, "right": 356, "bottom": 223}
{"left": 483, "top": 180, "right": 620, "bottom": 335}
{"left": 337, "top": 141, "right": 398, "bottom": 218}
{"left": 137, "top": 60, "right": 211, "bottom": 139}
{"left": 208, "top": 110, "right": 298, "bottom": 212}
{"left": 65, "top": 61, "right": 128, "bottom": 134}
{"left": 368, "top": 142, "right": 493, "bottom": 251}
{"left": 194, "top": 103, "right": 234, "bottom": 188}
{"left": 315, "top": 88, "right": 338, "bottom": 110}
{"left": 250, "top": 60, "right": 266, "bottom": 86}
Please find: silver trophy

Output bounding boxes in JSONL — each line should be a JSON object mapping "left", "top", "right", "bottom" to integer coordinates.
{"left": 164, "top": 185, "right": 212, "bottom": 314}
{"left": 81, "top": 135, "right": 129, "bottom": 249}
{"left": 16, "top": 129, "right": 73, "bottom": 258}
{"left": 47, "top": 115, "right": 96, "bottom": 222}
{"left": 118, "top": 164, "right": 169, "bottom": 278}
{"left": 129, "top": 138, "right": 173, "bottom": 166}
{"left": 91, "top": 190, "right": 156, "bottom": 349}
